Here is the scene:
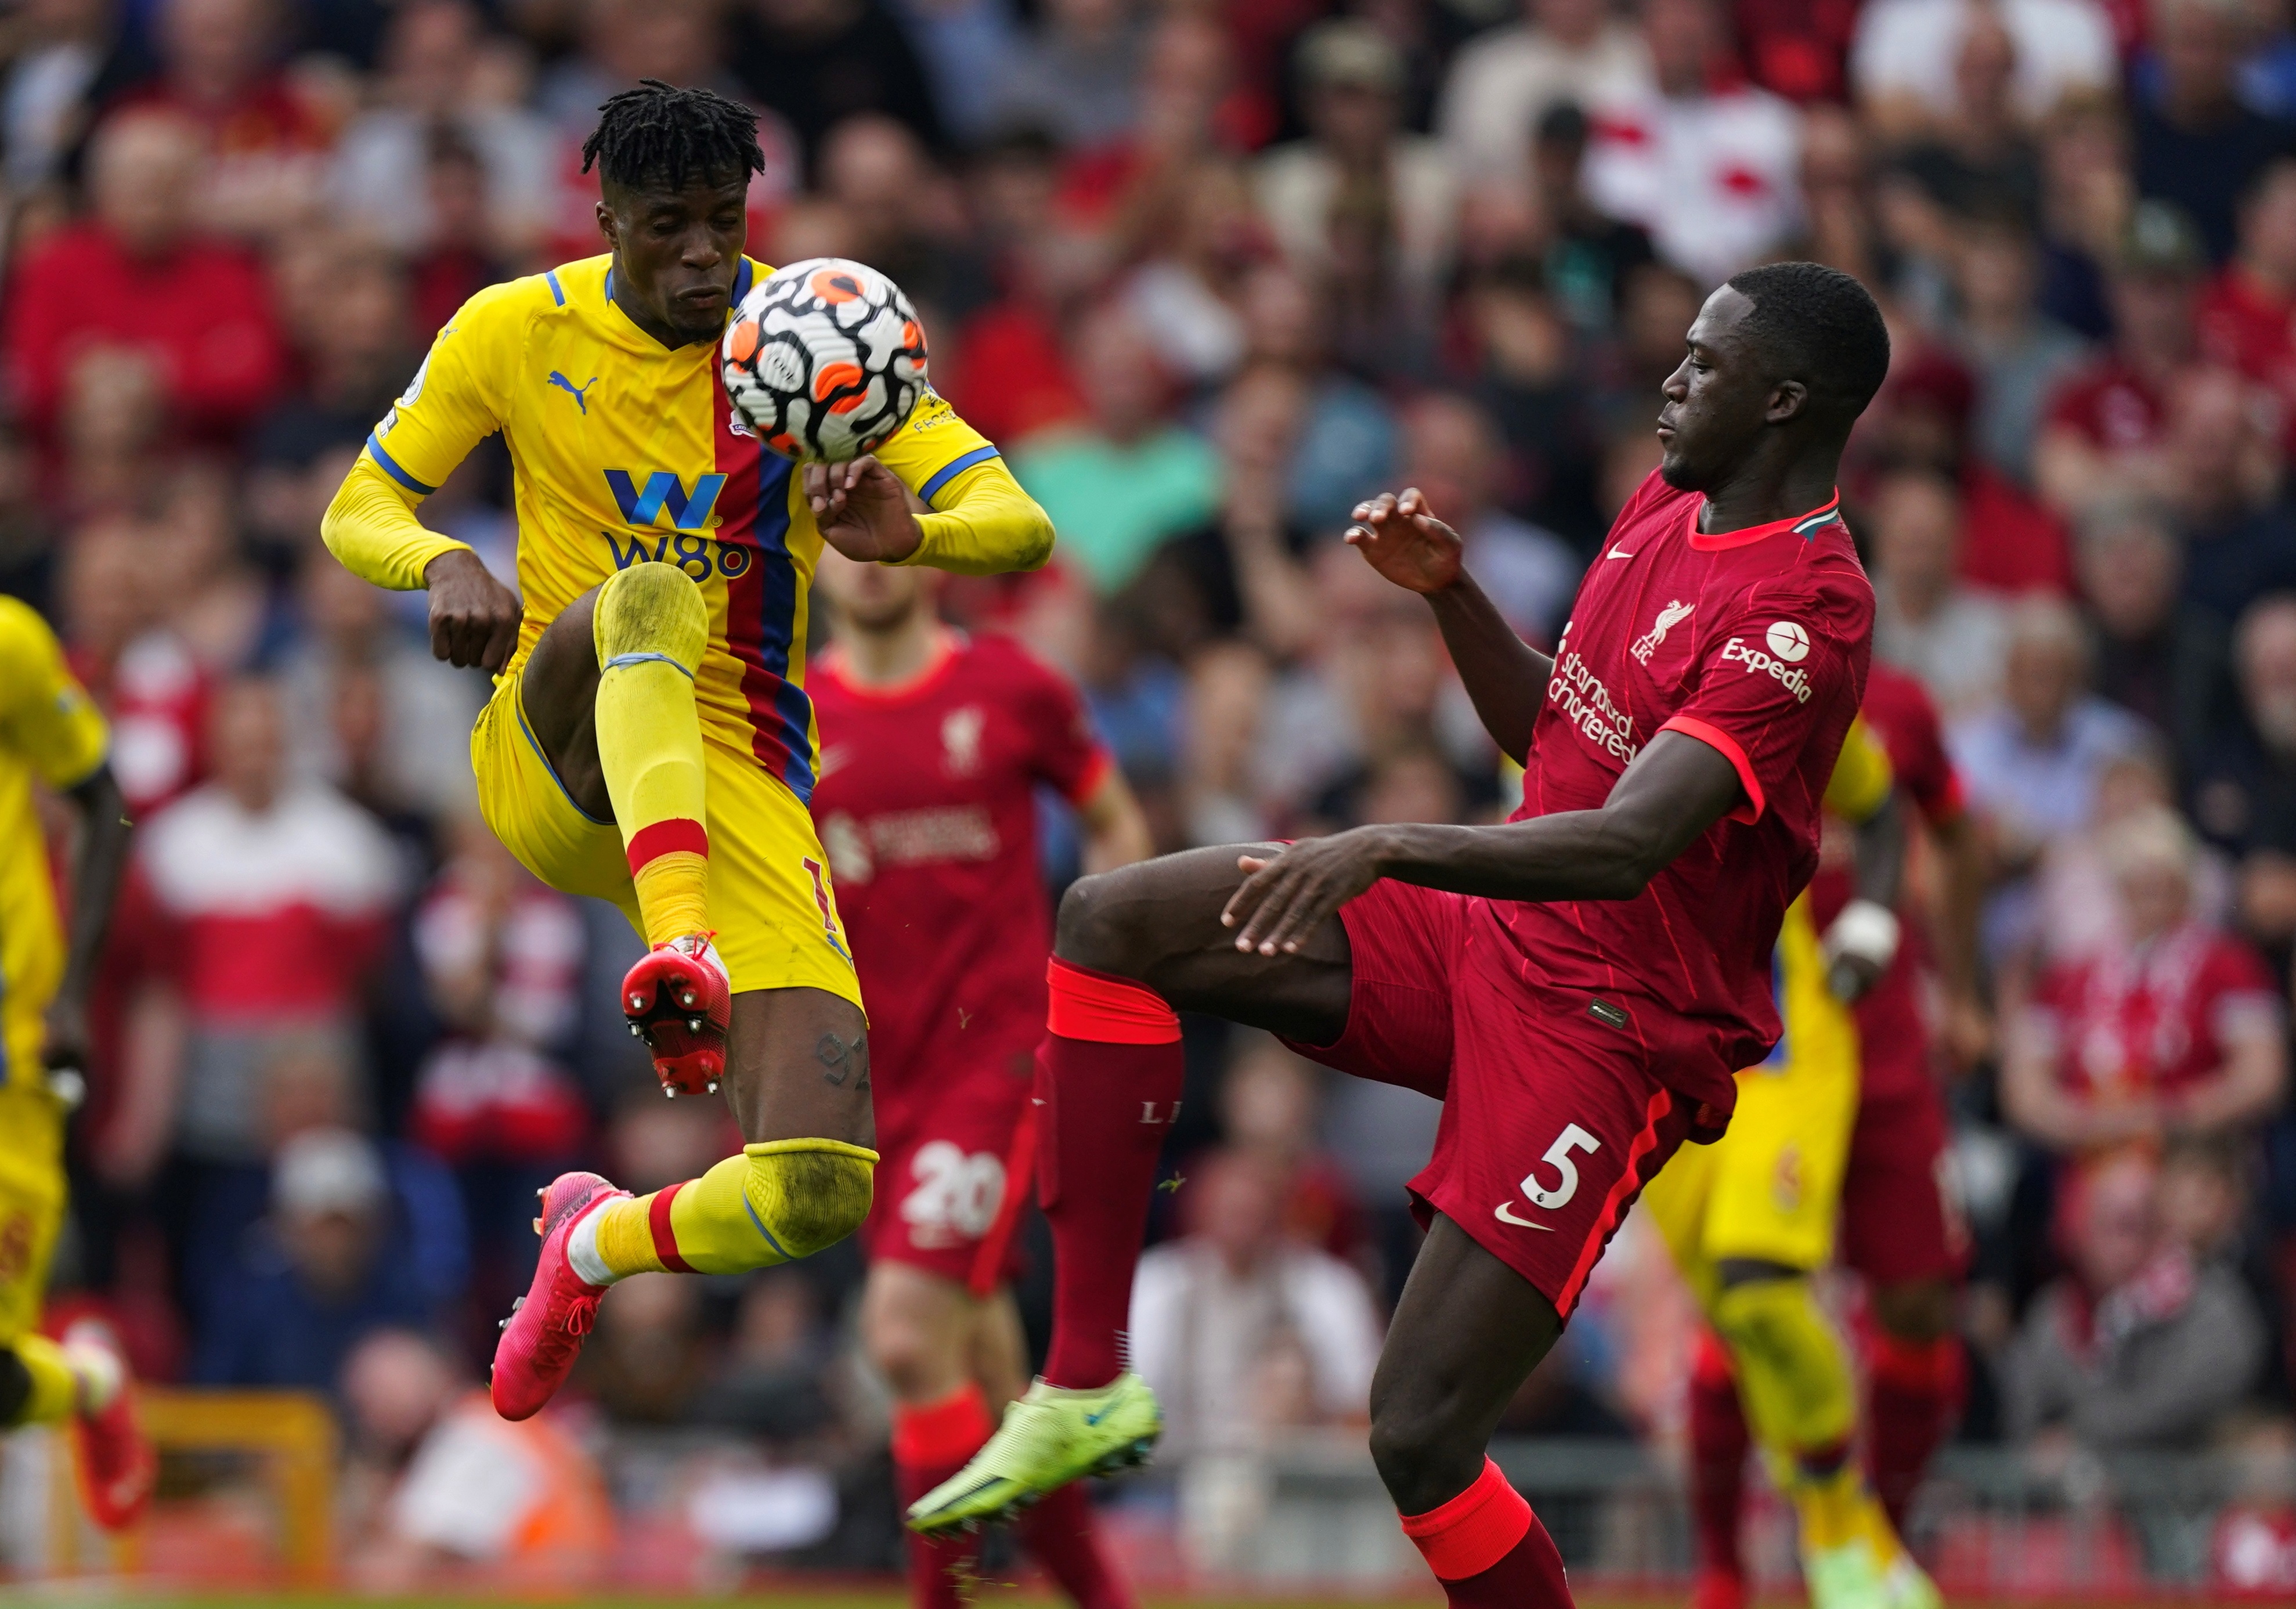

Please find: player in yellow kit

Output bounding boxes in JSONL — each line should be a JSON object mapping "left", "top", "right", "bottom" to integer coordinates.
{"left": 0, "top": 598, "right": 152, "bottom": 1529}
{"left": 1641, "top": 720, "right": 1937, "bottom": 1609}
{"left": 318, "top": 81, "right": 1054, "bottom": 1420}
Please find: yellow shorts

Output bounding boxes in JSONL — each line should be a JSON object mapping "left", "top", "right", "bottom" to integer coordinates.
{"left": 0, "top": 1083, "right": 66, "bottom": 1345}
{"left": 1640, "top": 899, "right": 1860, "bottom": 1305}
{"left": 471, "top": 670, "right": 861, "bottom": 1006}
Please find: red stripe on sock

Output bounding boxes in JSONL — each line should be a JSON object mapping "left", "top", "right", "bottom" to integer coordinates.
{"left": 627, "top": 817, "right": 709, "bottom": 875}
{"left": 1401, "top": 1459, "right": 1535, "bottom": 1581}
{"left": 1691, "top": 1327, "right": 1735, "bottom": 1388}
{"left": 1868, "top": 1332, "right": 1962, "bottom": 1392}
{"left": 891, "top": 1384, "right": 997, "bottom": 1469}
{"left": 1046, "top": 957, "right": 1179, "bottom": 1044}
{"left": 1554, "top": 1087, "right": 1674, "bottom": 1316}
{"left": 648, "top": 1180, "right": 694, "bottom": 1274}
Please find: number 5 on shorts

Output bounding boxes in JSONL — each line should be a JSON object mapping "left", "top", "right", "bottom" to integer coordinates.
{"left": 1522, "top": 1123, "right": 1602, "bottom": 1210}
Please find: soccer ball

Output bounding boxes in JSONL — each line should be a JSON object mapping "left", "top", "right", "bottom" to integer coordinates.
{"left": 721, "top": 258, "right": 929, "bottom": 462}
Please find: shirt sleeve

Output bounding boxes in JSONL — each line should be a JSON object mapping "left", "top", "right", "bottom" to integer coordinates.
{"left": 362, "top": 286, "right": 513, "bottom": 500}
{"left": 1015, "top": 648, "right": 1113, "bottom": 804}
{"left": 0, "top": 600, "right": 107, "bottom": 788}
{"left": 1658, "top": 585, "right": 1864, "bottom": 825}
{"left": 873, "top": 391, "right": 1055, "bottom": 573}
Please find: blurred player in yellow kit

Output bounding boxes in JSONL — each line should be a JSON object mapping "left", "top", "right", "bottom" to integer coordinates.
{"left": 1641, "top": 720, "right": 1936, "bottom": 1609}
{"left": 319, "top": 80, "right": 1053, "bottom": 1420}
{"left": 0, "top": 597, "right": 153, "bottom": 1529}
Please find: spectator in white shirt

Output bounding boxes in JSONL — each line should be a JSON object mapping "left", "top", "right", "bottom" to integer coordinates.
{"left": 1257, "top": 21, "right": 1459, "bottom": 330}
{"left": 1871, "top": 466, "right": 2014, "bottom": 717}
{"left": 1579, "top": 0, "right": 1803, "bottom": 286}
{"left": 1852, "top": 0, "right": 2118, "bottom": 144}
{"left": 1435, "top": 0, "right": 1651, "bottom": 186}
{"left": 1128, "top": 1148, "right": 1384, "bottom": 1462}
{"left": 343, "top": 1328, "right": 613, "bottom": 1590}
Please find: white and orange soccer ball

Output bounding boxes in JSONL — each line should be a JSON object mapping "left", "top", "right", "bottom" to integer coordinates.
{"left": 720, "top": 258, "right": 929, "bottom": 462}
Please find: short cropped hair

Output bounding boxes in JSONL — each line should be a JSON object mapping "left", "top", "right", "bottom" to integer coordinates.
{"left": 582, "top": 78, "right": 764, "bottom": 196}
{"left": 1723, "top": 261, "right": 1891, "bottom": 423}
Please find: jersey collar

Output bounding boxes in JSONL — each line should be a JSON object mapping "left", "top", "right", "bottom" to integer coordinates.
{"left": 819, "top": 627, "right": 961, "bottom": 701}
{"left": 1685, "top": 490, "right": 1843, "bottom": 551}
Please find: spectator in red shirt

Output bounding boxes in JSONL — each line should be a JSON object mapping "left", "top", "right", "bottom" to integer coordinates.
{"left": 2005, "top": 804, "right": 2287, "bottom": 1154}
{"left": 2197, "top": 156, "right": 2296, "bottom": 423}
{"left": 3, "top": 110, "right": 289, "bottom": 455}
{"left": 2035, "top": 200, "right": 2206, "bottom": 521}
{"left": 105, "top": 0, "right": 330, "bottom": 237}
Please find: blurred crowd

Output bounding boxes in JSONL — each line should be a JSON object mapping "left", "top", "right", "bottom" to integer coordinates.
{"left": 8, "top": 0, "right": 2296, "bottom": 1582}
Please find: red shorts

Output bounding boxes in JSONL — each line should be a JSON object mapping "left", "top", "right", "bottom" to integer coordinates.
{"left": 1279, "top": 879, "right": 1724, "bottom": 1319}
{"left": 862, "top": 1047, "right": 1037, "bottom": 1289}
{"left": 1839, "top": 1077, "right": 1965, "bottom": 1286}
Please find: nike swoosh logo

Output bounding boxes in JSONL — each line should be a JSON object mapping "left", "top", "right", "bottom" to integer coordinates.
{"left": 1607, "top": 545, "right": 1634, "bottom": 560}
{"left": 1085, "top": 1408, "right": 1109, "bottom": 1424}
{"left": 1494, "top": 1202, "right": 1552, "bottom": 1231}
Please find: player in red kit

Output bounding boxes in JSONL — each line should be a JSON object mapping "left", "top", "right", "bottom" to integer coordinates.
{"left": 1685, "top": 659, "right": 1984, "bottom": 1609}
{"left": 909, "top": 261, "right": 1894, "bottom": 1609}
{"left": 808, "top": 549, "right": 1152, "bottom": 1609}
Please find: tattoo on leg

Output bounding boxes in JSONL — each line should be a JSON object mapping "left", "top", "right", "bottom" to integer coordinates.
{"left": 815, "top": 1031, "right": 870, "bottom": 1091}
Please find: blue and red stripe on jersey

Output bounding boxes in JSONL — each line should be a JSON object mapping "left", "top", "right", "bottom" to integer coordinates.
{"left": 712, "top": 365, "right": 818, "bottom": 802}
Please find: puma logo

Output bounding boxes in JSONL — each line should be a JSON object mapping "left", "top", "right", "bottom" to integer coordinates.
{"left": 548, "top": 371, "right": 599, "bottom": 413}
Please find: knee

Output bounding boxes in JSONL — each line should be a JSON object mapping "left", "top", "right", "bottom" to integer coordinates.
{"left": 1870, "top": 1278, "right": 1956, "bottom": 1344}
{"left": 744, "top": 1139, "right": 876, "bottom": 1261}
{"left": 861, "top": 1311, "right": 942, "bottom": 1399}
{"left": 594, "top": 560, "right": 708, "bottom": 669}
{"left": 1054, "top": 871, "right": 1145, "bottom": 976}
{"left": 1368, "top": 1386, "right": 1483, "bottom": 1517}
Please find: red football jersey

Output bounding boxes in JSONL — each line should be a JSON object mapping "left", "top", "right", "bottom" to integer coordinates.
{"left": 1810, "top": 659, "right": 1965, "bottom": 1101}
{"left": 808, "top": 630, "right": 1111, "bottom": 1095}
{"left": 1497, "top": 470, "right": 1874, "bottom": 1105}
{"left": 2025, "top": 922, "right": 2281, "bottom": 1106}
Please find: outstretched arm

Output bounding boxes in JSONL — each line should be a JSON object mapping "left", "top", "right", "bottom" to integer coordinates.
{"left": 1347, "top": 489, "right": 1553, "bottom": 763}
{"left": 1222, "top": 728, "right": 1743, "bottom": 955}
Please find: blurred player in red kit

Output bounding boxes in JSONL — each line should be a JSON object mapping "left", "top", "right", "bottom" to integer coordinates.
{"left": 1688, "top": 658, "right": 1983, "bottom": 1609}
{"left": 808, "top": 549, "right": 1153, "bottom": 1609}
{"left": 909, "top": 261, "right": 1896, "bottom": 1609}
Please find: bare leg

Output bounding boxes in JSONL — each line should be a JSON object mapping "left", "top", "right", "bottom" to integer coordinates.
{"left": 517, "top": 588, "right": 873, "bottom": 1149}
{"left": 1370, "top": 1215, "right": 1563, "bottom": 1514}
{"left": 1054, "top": 845, "right": 1351, "bottom": 1041}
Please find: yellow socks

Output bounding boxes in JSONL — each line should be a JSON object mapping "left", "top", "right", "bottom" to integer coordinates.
{"left": 593, "top": 562, "right": 712, "bottom": 944}
{"left": 1712, "top": 1275, "right": 1856, "bottom": 1459}
{"left": 6, "top": 1334, "right": 117, "bottom": 1427}
{"left": 1712, "top": 1275, "right": 1904, "bottom": 1565}
{"left": 588, "top": 1139, "right": 879, "bottom": 1279}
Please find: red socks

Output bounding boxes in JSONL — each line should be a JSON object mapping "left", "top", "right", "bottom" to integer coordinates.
{"left": 1865, "top": 1332, "right": 1962, "bottom": 1532}
{"left": 1038, "top": 957, "right": 1183, "bottom": 1390}
{"left": 1400, "top": 1458, "right": 1573, "bottom": 1608}
{"left": 891, "top": 1384, "right": 1132, "bottom": 1609}
{"left": 1687, "top": 1327, "right": 1750, "bottom": 1594}
{"left": 893, "top": 1386, "right": 999, "bottom": 1609}
{"left": 1017, "top": 1478, "right": 1133, "bottom": 1609}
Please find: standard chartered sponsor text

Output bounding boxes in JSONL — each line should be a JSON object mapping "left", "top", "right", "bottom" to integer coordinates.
{"left": 1550, "top": 651, "right": 1638, "bottom": 761}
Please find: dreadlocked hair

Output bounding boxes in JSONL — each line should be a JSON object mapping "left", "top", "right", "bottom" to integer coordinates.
{"left": 582, "top": 79, "right": 764, "bottom": 194}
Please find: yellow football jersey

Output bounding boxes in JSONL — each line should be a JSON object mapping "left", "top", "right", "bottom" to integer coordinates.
{"left": 0, "top": 598, "right": 106, "bottom": 1086}
{"left": 358, "top": 254, "right": 1016, "bottom": 803}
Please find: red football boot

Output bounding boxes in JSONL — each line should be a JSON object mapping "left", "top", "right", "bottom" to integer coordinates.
{"left": 490, "top": 1171, "right": 627, "bottom": 1422}
{"left": 62, "top": 1320, "right": 154, "bottom": 1531}
{"left": 622, "top": 933, "right": 731, "bottom": 1096}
